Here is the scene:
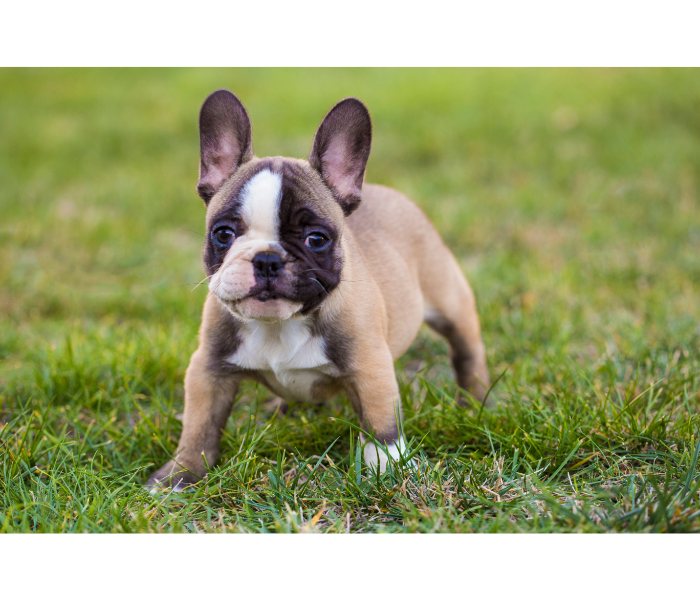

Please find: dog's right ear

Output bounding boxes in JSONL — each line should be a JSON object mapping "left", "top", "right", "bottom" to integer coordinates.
{"left": 309, "top": 98, "right": 371, "bottom": 216}
{"left": 197, "top": 90, "right": 253, "bottom": 203}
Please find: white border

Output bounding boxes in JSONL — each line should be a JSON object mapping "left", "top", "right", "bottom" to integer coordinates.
{"left": 2, "top": 1, "right": 700, "bottom": 66}
{"left": 0, "top": 534, "right": 697, "bottom": 598}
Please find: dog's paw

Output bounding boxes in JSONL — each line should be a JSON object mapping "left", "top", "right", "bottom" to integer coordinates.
{"left": 363, "top": 437, "right": 417, "bottom": 474}
{"left": 146, "top": 461, "right": 201, "bottom": 494}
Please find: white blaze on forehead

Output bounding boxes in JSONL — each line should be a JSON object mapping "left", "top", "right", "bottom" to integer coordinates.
{"left": 239, "top": 169, "right": 282, "bottom": 241}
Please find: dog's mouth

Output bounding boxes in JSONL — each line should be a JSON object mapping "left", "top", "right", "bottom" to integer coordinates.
{"left": 215, "top": 284, "right": 293, "bottom": 306}
{"left": 249, "top": 289, "right": 284, "bottom": 302}
{"left": 222, "top": 291, "right": 302, "bottom": 322}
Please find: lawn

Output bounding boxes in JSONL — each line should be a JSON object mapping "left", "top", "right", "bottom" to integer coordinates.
{"left": 0, "top": 68, "right": 698, "bottom": 532}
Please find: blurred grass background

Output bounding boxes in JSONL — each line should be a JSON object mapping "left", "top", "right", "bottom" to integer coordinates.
{"left": 0, "top": 68, "right": 699, "bottom": 532}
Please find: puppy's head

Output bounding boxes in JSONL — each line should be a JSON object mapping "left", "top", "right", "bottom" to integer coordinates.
{"left": 196, "top": 90, "right": 371, "bottom": 322}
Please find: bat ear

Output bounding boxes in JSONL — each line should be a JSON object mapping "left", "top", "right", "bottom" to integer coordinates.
{"left": 309, "top": 98, "right": 371, "bottom": 216}
{"left": 197, "top": 90, "right": 253, "bottom": 203}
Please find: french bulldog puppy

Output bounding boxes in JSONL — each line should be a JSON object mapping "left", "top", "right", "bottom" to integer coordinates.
{"left": 147, "top": 90, "right": 489, "bottom": 489}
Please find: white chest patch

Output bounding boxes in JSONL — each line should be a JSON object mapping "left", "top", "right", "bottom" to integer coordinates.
{"left": 227, "top": 318, "right": 335, "bottom": 400}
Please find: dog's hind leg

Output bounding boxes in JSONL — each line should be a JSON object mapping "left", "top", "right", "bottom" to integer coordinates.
{"left": 421, "top": 253, "right": 490, "bottom": 405}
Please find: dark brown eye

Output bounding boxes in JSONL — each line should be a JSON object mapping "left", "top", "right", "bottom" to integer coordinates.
{"left": 304, "top": 232, "right": 331, "bottom": 252}
{"left": 211, "top": 225, "right": 235, "bottom": 250}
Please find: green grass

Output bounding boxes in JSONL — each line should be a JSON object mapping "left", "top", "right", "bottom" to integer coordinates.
{"left": 1, "top": 68, "right": 699, "bottom": 532}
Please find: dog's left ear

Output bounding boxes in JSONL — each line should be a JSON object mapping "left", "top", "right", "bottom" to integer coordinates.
{"left": 197, "top": 90, "right": 253, "bottom": 203}
{"left": 309, "top": 98, "right": 372, "bottom": 216}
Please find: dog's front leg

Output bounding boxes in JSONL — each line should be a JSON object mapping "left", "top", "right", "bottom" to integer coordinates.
{"left": 346, "top": 346, "right": 407, "bottom": 473}
{"left": 147, "top": 348, "right": 238, "bottom": 490}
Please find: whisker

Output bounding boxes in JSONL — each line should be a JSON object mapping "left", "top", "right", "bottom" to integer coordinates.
{"left": 191, "top": 274, "right": 213, "bottom": 292}
{"left": 310, "top": 277, "right": 329, "bottom": 296}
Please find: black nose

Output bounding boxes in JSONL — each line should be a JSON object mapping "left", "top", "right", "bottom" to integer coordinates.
{"left": 252, "top": 251, "right": 283, "bottom": 279}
